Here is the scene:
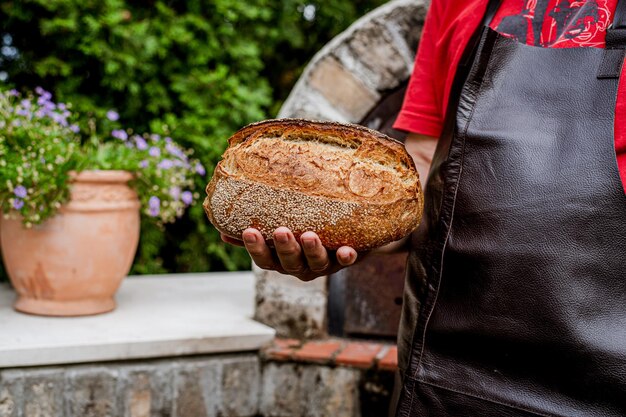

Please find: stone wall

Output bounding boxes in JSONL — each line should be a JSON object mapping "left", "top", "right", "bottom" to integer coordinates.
{"left": 0, "top": 355, "right": 260, "bottom": 417}
{"left": 0, "top": 351, "right": 395, "bottom": 417}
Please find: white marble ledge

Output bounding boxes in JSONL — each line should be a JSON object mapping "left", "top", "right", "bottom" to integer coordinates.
{"left": 0, "top": 272, "right": 275, "bottom": 368}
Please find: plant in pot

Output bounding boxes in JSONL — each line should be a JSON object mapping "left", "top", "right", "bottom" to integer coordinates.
{"left": 0, "top": 88, "right": 204, "bottom": 316}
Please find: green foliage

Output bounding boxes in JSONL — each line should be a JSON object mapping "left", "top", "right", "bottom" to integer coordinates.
{"left": 0, "top": 0, "right": 386, "bottom": 275}
{"left": 0, "top": 88, "right": 201, "bottom": 228}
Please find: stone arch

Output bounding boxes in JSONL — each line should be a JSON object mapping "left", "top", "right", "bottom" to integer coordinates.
{"left": 278, "top": 0, "right": 427, "bottom": 126}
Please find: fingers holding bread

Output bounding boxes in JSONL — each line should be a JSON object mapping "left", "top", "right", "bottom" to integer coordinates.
{"left": 242, "top": 228, "right": 276, "bottom": 271}
{"left": 300, "top": 231, "right": 331, "bottom": 273}
{"left": 241, "top": 227, "right": 358, "bottom": 281}
{"left": 273, "top": 227, "right": 306, "bottom": 275}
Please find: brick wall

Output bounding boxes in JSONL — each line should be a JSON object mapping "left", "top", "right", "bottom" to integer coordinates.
{"left": 0, "top": 344, "right": 398, "bottom": 417}
{"left": 0, "top": 355, "right": 260, "bottom": 417}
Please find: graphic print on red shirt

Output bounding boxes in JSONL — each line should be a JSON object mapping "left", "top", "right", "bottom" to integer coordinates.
{"left": 492, "top": 0, "right": 615, "bottom": 47}
{"left": 394, "top": 0, "right": 626, "bottom": 192}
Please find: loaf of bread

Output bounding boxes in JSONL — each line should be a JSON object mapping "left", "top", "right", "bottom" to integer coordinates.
{"left": 203, "top": 119, "right": 423, "bottom": 251}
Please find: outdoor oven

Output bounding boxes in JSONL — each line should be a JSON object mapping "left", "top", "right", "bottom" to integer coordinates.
{"left": 254, "top": 0, "right": 427, "bottom": 343}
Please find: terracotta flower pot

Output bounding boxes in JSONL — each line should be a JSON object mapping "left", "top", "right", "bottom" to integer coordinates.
{"left": 0, "top": 170, "right": 140, "bottom": 316}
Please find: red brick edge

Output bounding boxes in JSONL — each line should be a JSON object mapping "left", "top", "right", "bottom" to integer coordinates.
{"left": 262, "top": 338, "right": 398, "bottom": 372}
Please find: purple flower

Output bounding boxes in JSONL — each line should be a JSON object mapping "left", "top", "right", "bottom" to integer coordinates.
{"left": 181, "top": 191, "right": 193, "bottom": 206}
{"left": 139, "top": 160, "right": 149, "bottom": 168}
{"left": 14, "top": 185, "right": 27, "bottom": 198}
{"left": 57, "top": 103, "right": 66, "bottom": 111}
{"left": 37, "top": 95, "right": 52, "bottom": 106}
{"left": 195, "top": 162, "right": 206, "bottom": 176}
{"left": 16, "top": 107, "right": 30, "bottom": 117}
{"left": 165, "top": 136, "right": 172, "bottom": 143}
{"left": 166, "top": 143, "right": 186, "bottom": 160}
{"left": 134, "top": 135, "right": 148, "bottom": 150}
{"left": 150, "top": 134, "right": 161, "bottom": 142}
{"left": 148, "top": 196, "right": 160, "bottom": 217}
{"left": 106, "top": 110, "right": 119, "bottom": 121}
{"left": 157, "top": 159, "right": 174, "bottom": 170}
{"left": 69, "top": 124, "right": 80, "bottom": 133}
{"left": 20, "top": 99, "right": 31, "bottom": 109}
{"left": 52, "top": 113, "right": 68, "bottom": 126}
{"left": 169, "top": 186, "right": 181, "bottom": 200}
{"left": 35, "top": 87, "right": 52, "bottom": 101}
{"left": 149, "top": 147, "right": 160, "bottom": 157}
{"left": 13, "top": 199, "right": 24, "bottom": 210}
{"left": 112, "top": 129, "right": 128, "bottom": 141}
{"left": 8, "top": 89, "right": 18, "bottom": 96}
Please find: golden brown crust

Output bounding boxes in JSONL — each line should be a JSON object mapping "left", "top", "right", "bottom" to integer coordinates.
{"left": 204, "top": 119, "right": 423, "bottom": 250}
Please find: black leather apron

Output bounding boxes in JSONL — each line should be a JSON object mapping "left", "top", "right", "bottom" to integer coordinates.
{"left": 394, "top": 1, "right": 626, "bottom": 416}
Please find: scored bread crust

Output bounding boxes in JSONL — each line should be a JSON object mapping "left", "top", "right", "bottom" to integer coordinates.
{"left": 204, "top": 119, "right": 423, "bottom": 251}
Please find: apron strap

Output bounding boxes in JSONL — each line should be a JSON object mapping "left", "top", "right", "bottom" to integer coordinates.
{"left": 598, "top": 0, "right": 626, "bottom": 79}
{"left": 607, "top": 0, "right": 626, "bottom": 48}
{"left": 460, "top": 0, "right": 503, "bottom": 67}
{"left": 484, "top": 0, "right": 503, "bottom": 27}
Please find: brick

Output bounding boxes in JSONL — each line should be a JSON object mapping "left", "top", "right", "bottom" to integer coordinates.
{"left": 308, "top": 57, "right": 380, "bottom": 121}
{"left": 292, "top": 340, "right": 343, "bottom": 364}
{"left": 220, "top": 356, "right": 260, "bottom": 416}
{"left": 122, "top": 369, "right": 151, "bottom": 417}
{"left": 23, "top": 369, "right": 64, "bottom": 417}
{"left": 259, "top": 363, "right": 302, "bottom": 417}
{"left": 335, "top": 342, "right": 383, "bottom": 369}
{"left": 301, "top": 366, "right": 361, "bottom": 417}
{"left": 377, "top": 346, "right": 398, "bottom": 372}
{"left": 0, "top": 370, "right": 23, "bottom": 417}
{"left": 0, "top": 387, "right": 17, "bottom": 417}
{"left": 381, "top": 0, "right": 427, "bottom": 54}
{"left": 277, "top": 88, "right": 351, "bottom": 122}
{"left": 120, "top": 365, "right": 173, "bottom": 417}
{"left": 65, "top": 367, "right": 119, "bottom": 417}
{"left": 260, "top": 363, "right": 363, "bottom": 417}
{"left": 333, "top": 23, "right": 412, "bottom": 92}
{"left": 264, "top": 338, "right": 300, "bottom": 361}
{"left": 273, "top": 338, "right": 301, "bottom": 349}
{"left": 172, "top": 361, "right": 219, "bottom": 417}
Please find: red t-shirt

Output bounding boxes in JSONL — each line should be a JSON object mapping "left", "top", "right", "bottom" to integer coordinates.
{"left": 394, "top": 0, "right": 626, "bottom": 191}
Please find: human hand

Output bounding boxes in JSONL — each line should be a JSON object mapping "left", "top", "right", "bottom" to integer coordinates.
{"left": 221, "top": 227, "right": 359, "bottom": 281}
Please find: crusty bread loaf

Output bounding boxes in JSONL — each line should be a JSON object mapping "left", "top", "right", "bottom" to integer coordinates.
{"left": 203, "top": 119, "right": 423, "bottom": 251}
